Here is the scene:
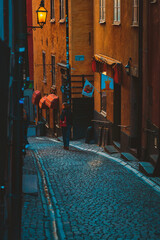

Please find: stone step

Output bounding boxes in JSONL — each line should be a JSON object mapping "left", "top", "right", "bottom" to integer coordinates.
{"left": 22, "top": 174, "right": 38, "bottom": 194}
{"left": 121, "top": 152, "right": 138, "bottom": 162}
{"left": 150, "top": 154, "right": 158, "bottom": 164}
{"left": 27, "top": 125, "right": 37, "bottom": 137}
{"left": 104, "top": 145, "right": 119, "bottom": 154}
{"left": 113, "top": 141, "right": 121, "bottom": 150}
{"left": 139, "top": 162, "right": 154, "bottom": 177}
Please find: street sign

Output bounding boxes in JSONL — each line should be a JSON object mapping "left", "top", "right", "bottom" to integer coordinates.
{"left": 75, "top": 55, "right": 84, "bottom": 61}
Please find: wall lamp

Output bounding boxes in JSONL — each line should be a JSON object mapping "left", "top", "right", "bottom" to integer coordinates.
{"left": 125, "top": 57, "right": 132, "bottom": 75}
{"left": 27, "top": 0, "right": 48, "bottom": 30}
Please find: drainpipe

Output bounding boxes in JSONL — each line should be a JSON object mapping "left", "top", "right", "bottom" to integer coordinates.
{"left": 137, "top": 0, "right": 143, "bottom": 158}
{"left": 65, "top": 0, "right": 71, "bottom": 106}
{"left": 153, "top": 0, "right": 160, "bottom": 176}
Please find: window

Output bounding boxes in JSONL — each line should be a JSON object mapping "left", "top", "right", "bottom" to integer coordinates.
{"left": 132, "top": 0, "right": 139, "bottom": 26}
{"left": 60, "top": 0, "right": 65, "bottom": 21}
{"left": 42, "top": 51, "right": 46, "bottom": 83}
{"left": 51, "top": 55, "right": 56, "bottom": 85}
{"left": 101, "top": 91, "right": 107, "bottom": 114}
{"left": 99, "top": 0, "right": 106, "bottom": 23}
{"left": 51, "top": 0, "right": 55, "bottom": 20}
{"left": 113, "top": 0, "right": 121, "bottom": 24}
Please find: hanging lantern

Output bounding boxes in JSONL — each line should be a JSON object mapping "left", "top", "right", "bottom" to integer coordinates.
{"left": 36, "top": 0, "right": 48, "bottom": 28}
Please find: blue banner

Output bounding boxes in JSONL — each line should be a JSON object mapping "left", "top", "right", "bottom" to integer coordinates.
{"left": 101, "top": 73, "right": 114, "bottom": 90}
{"left": 82, "top": 79, "right": 94, "bottom": 97}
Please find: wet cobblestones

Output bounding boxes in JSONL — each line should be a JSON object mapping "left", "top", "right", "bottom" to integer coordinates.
{"left": 21, "top": 150, "right": 52, "bottom": 240}
{"left": 22, "top": 136, "right": 160, "bottom": 239}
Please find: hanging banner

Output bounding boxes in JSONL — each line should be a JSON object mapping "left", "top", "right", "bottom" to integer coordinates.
{"left": 101, "top": 73, "right": 114, "bottom": 90}
{"left": 113, "top": 64, "right": 122, "bottom": 84}
{"left": 82, "top": 79, "right": 94, "bottom": 97}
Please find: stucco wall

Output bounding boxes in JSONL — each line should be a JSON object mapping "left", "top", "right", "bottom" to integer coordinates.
{"left": 93, "top": 0, "right": 139, "bottom": 137}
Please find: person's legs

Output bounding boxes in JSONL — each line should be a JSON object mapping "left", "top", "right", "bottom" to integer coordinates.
{"left": 23, "top": 122, "right": 29, "bottom": 146}
{"left": 62, "top": 127, "right": 67, "bottom": 147}
{"left": 66, "top": 125, "right": 71, "bottom": 148}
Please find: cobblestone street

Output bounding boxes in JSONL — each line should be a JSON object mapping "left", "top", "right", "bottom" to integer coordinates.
{"left": 21, "top": 137, "right": 160, "bottom": 240}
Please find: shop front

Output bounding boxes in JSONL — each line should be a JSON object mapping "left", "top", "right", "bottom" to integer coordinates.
{"left": 92, "top": 54, "right": 122, "bottom": 147}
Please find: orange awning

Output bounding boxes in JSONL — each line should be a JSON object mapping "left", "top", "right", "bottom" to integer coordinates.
{"left": 92, "top": 54, "right": 122, "bottom": 84}
{"left": 45, "top": 94, "right": 59, "bottom": 109}
{"left": 32, "top": 90, "right": 41, "bottom": 105}
{"left": 39, "top": 96, "right": 48, "bottom": 109}
{"left": 93, "top": 54, "right": 121, "bottom": 66}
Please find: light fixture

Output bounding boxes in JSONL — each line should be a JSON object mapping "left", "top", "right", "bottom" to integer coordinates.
{"left": 27, "top": 0, "right": 48, "bottom": 30}
{"left": 125, "top": 57, "right": 132, "bottom": 75}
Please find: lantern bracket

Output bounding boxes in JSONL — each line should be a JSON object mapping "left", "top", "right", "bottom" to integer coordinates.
{"left": 27, "top": 0, "right": 47, "bottom": 30}
{"left": 27, "top": 26, "right": 43, "bottom": 31}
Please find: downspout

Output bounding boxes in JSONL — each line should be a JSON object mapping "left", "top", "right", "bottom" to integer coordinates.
{"left": 153, "top": 0, "right": 160, "bottom": 176}
{"left": 137, "top": 0, "right": 143, "bottom": 158}
{"left": 65, "top": 0, "right": 71, "bottom": 106}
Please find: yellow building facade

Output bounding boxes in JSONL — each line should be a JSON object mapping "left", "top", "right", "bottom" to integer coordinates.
{"left": 32, "top": 0, "right": 93, "bottom": 138}
{"left": 93, "top": 0, "right": 139, "bottom": 152}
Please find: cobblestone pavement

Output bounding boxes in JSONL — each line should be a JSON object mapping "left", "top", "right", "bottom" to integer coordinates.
{"left": 21, "top": 149, "right": 53, "bottom": 240}
{"left": 22, "top": 136, "right": 160, "bottom": 240}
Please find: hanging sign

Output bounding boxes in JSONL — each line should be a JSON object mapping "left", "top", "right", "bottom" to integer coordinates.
{"left": 101, "top": 73, "right": 114, "bottom": 90}
{"left": 75, "top": 55, "right": 84, "bottom": 61}
{"left": 82, "top": 79, "right": 94, "bottom": 97}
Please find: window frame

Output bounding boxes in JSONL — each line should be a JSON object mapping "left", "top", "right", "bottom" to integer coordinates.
{"left": 50, "top": 0, "right": 55, "bottom": 22}
{"left": 59, "top": 0, "right": 65, "bottom": 22}
{"left": 51, "top": 55, "right": 56, "bottom": 86}
{"left": 101, "top": 91, "right": 107, "bottom": 116}
{"left": 132, "top": 0, "right": 139, "bottom": 26}
{"left": 42, "top": 51, "right": 47, "bottom": 83}
{"left": 99, "top": 0, "right": 106, "bottom": 24}
{"left": 113, "top": 0, "right": 121, "bottom": 25}
{"left": 100, "top": 73, "right": 107, "bottom": 116}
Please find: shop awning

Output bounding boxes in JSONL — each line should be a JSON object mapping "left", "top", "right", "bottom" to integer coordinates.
{"left": 39, "top": 96, "right": 48, "bottom": 109}
{"left": 45, "top": 94, "right": 59, "bottom": 109}
{"left": 92, "top": 54, "right": 122, "bottom": 84}
{"left": 32, "top": 90, "right": 41, "bottom": 105}
{"left": 93, "top": 54, "right": 121, "bottom": 66}
{"left": 57, "top": 62, "right": 67, "bottom": 68}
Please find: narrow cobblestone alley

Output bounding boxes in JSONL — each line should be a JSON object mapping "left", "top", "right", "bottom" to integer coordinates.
{"left": 21, "top": 137, "right": 160, "bottom": 240}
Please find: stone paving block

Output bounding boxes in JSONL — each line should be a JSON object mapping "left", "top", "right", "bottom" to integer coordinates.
{"left": 104, "top": 145, "right": 119, "bottom": 154}
{"left": 121, "top": 152, "right": 138, "bottom": 161}
{"left": 139, "top": 161, "right": 154, "bottom": 176}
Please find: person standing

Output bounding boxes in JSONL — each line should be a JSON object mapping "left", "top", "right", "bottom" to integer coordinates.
{"left": 60, "top": 102, "right": 73, "bottom": 150}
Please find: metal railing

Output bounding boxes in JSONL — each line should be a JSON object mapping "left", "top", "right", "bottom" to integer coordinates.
{"left": 71, "top": 74, "right": 94, "bottom": 97}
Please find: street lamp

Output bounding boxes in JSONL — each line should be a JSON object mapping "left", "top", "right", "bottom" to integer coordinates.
{"left": 28, "top": 0, "right": 48, "bottom": 29}
{"left": 125, "top": 57, "right": 132, "bottom": 75}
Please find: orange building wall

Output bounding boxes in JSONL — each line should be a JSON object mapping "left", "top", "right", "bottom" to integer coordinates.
{"left": 32, "top": 0, "right": 94, "bottom": 129}
{"left": 93, "top": 0, "right": 139, "bottom": 136}
{"left": 32, "top": 0, "right": 66, "bottom": 128}
{"left": 70, "top": 0, "right": 93, "bottom": 76}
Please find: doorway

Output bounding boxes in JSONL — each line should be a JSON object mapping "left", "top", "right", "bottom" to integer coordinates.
{"left": 130, "top": 77, "right": 139, "bottom": 149}
{"left": 113, "top": 83, "right": 121, "bottom": 142}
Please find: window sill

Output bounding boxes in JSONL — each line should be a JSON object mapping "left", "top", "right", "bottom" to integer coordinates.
{"left": 100, "top": 111, "right": 107, "bottom": 118}
{"left": 112, "top": 21, "right": 121, "bottom": 26}
{"left": 51, "top": 85, "right": 56, "bottom": 90}
{"left": 59, "top": 19, "right": 65, "bottom": 24}
{"left": 50, "top": 18, "right": 55, "bottom": 23}
{"left": 99, "top": 20, "right": 106, "bottom": 24}
{"left": 131, "top": 23, "right": 139, "bottom": 27}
